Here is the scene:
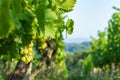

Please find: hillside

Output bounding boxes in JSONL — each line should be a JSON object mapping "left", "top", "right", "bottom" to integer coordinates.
{"left": 64, "top": 41, "right": 91, "bottom": 53}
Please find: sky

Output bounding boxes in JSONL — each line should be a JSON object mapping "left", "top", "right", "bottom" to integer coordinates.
{"left": 63, "top": 0, "right": 120, "bottom": 39}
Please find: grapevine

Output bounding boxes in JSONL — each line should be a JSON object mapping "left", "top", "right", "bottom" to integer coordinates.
{"left": 0, "top": 0, "right": 76, "bottom": 79}
{"left": 90, "top": 7, "right": 120, "bottom": 69}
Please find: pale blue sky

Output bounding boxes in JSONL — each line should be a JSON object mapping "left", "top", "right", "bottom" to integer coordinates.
{"left": 63, "top": 0, "right": 120, "bottom": 38}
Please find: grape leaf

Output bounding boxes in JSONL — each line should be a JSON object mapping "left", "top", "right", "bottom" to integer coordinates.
{"left": 13, "top": 18, "right": 22, "bottom": 30}
{"left": 45, "top": 9, "right": 58, "bottom": 21}
{"left": 12, "top": 0, "right": 24, "bottom": 20}
{"left": 66, "top": 19, "right": 74, "bottom": 34}
{"left": 35, "top": 4, "right": 46, "bottom": 36}
{"left": 0, "top": 0, "right": 14, "bottom": 38}
{"left": 44, "top": 22, "right": 57, "bottom": 38}
{"left": 59, "top": 0, "right": 76, "bottom": 12}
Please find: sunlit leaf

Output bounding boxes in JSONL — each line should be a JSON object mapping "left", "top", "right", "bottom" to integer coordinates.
{"left": 44, "top": 22, "right": 57, "bottom": 38}
{"left": 59, "top": 0, "right": 76, "bottom": 12}
{"left": 66, "top": 19, "right": 74, "bottom": 34}
{"left": 45, "top": 9, "right": 58, "bottom": 21}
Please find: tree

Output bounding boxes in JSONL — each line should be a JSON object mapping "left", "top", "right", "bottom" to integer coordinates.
{"left": 89, "top": 7, "right": 120, "bottom": 79}
{"left": 90, "top": 31, "right": 108, "bottom": 68}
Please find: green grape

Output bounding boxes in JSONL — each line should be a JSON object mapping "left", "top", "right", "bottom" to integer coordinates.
{"left": 25, "top": 58, "right": 30, "bottom": 64}
{"left": 28, "top": 52, "right": 32, "bottom": 56}
{"left": 23, "top": 48, "right": 29, "bottom": 55}
{"left": 21, "top": 55, "right": 30, "bottom": 64}
{"left": 25, "top": 56, "right": 32, "bottom": 64}
{"left": 28, "top": 47, "right": 32, "bottom": 53}
{"left": 21, "top": 57, "right": 26, "bottom": 62}
{"left": 29, "top": 56, "right": 33, "bottom": 60}
{"left": 28, "top": 42, "right": 34, "bottom": 47}
{"left": 41, "top": 42, "right": 47, "bottom": 49}
{"left": 20, "top": 49, "right": 24, "bottom": 54}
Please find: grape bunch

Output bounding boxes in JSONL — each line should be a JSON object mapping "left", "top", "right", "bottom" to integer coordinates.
{"left": 39, "top": 41, "right": 47, "bottom": 49}
{"left": 37, "top": 38, "right": 47, "bottom": 50}
{"left": 20, "top": 42, "right": 33, "bottom": 64}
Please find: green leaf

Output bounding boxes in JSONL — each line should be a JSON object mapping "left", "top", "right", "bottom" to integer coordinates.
{"left": 0, "top": 0, "right": 14, "bottom": 38}
{"left": 24, "top": 8, "right": 35, "bottom": 22}
{"left": 59, "top": 0, "right": 76, "bottom": 12}
{"left": 21, "top": 8, "right": 35, "bottom": 46}
{"left": 35, "top": 4, "right": 58, "bottom": 37}
{"left": 22, "top": 33, "right": 33, "bottom": 46}
{"left": 7, "top": 42, "right": 20, "bottom": 59}
{"left": 35, "top": 4, "right": 46, "bottom": 36}
{"left": 44, "top": 22, "right": 57, "bottom": 38}
{"left": 13, "top": 18, "right": 22, "bottom": 30}
{"left": 12, "top": 0, "right": 24, "bottom": 20}
{"left": 0, "top": 0, "right": 2, "bottom": 6}
{"left": 45, "top": 9, "right": 58, "bottom": 21}
{"left": 66, "top": 19, "right": 74, "bottom": 34}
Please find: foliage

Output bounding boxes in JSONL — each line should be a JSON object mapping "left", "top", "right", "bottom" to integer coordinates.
{"left": 90, "top": 8, "right": 120, "bottom": 68}
{"left": 90, "top": 31, "right": 108, "bottom": 68}
{"left": 86, "top": 7, "right": 120, "bottom": 79}
{"left": 107, "top": 12, "right": 120, "bottom": 64}
{"left": 0, "top": 0, "right": 76, "bottom": 79}
{"left": 65, "top": 50, "right": 90, "bottom": 80}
